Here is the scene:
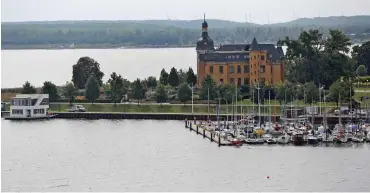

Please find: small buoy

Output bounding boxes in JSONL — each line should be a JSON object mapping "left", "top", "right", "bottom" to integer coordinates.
{"left": 267, "top": 176, "right": 270, "bottom": 179}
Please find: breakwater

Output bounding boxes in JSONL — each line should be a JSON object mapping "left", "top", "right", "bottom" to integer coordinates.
{"left": 1, "top": 111, "right": 367, "bottom": 124}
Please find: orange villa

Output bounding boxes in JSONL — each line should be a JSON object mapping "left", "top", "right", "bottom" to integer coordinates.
{"left": 196, "top": 16, "right": 285, "bottom": 87}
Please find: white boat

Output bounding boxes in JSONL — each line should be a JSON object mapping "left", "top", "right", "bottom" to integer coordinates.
{"left": 277, "top": 133, "right": 290, "bottom": 144}
{"left": 4, "top": 94, "right": 55, "bottom": 120}
{"left": 352, "top": 137, "right": 364, "bottom": 143}
{"left": 307, "top": 134, "right": 319, "bottom": 145}
{"left": 245, "top": 138, "right": 257, "bottom": 144}
{"left": 266, "top": 138, "right": 277, "bottom": 144}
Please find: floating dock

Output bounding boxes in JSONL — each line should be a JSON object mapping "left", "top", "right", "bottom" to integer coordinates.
{"left": 184, "top": 119, "right": 233, "bottom": 146}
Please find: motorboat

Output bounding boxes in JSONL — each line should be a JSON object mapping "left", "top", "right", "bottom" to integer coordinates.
{"left": 256, "top": 138, "right": 265, "bottom": 144}
{"left": 230, "top": 138, "right": 243, "bottom": 146}
{"left": 352, "top": 137, "right": 364, "bottom": 143}
{"left": 292, "top": 132, "right": 306, "bottom": 146}
{"left": 307, "top": 134, "right": 319, "bottom": 145}
{"left": 322, "top": 135, "right": 334, "bottom": 143}
{"left": 266, "top": 138, "right": 277, "bottom": 144}
{"left": 277, "top": 133, "right": 290, "bottom": 144}
{"left": 245, "top": 138, "right": 258, "bottom": 144}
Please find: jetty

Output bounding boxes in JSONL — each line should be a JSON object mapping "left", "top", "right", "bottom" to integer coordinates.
{"left": 184, "top": 119, "right": 233, "bottom": 147}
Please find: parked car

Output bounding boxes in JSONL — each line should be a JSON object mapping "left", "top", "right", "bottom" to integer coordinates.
{"left": 66, "top": 105, "right": 86, "bottom": 112}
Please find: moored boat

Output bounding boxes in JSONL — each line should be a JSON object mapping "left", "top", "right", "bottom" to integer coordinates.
{"left": 266, "top": 138, "right": 277, "bottom": 144}
{"left": 307, "top": 134, "right": 319, "bottom": 145}
{"left": 292, "top": 132, "right": 306, "bottom": 146}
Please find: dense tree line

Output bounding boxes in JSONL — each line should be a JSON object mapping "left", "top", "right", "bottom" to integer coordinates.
{"left": 2, "top": 18, "right": 370, "bottom": 48}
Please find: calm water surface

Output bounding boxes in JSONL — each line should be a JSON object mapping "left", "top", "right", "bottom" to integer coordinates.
{"left": 1, "top": 48, "right": 196, "bottom": 88}
{"left": 2, "top": 119, "right": 369, "bottom": 192}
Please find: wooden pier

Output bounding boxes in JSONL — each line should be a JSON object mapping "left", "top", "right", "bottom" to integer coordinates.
{"left": 184, "top": 119, "right": 233, "bottom": 147}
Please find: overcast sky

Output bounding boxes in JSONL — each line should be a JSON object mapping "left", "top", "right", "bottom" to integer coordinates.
{"left": 2, "top": 0, "right": 370, "bottom": 24}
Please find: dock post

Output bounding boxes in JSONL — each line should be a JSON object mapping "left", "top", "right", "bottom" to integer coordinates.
{"left": 185, "top": 119, "right": 188, "bottom": 128}
{"left": 190, "top": 122, "right": 192, "bottom": 131}
{"left": 218, "top": 135, "right": 221, "bottom": 147}
{"left": 194, "top": 117, "right": 196, "bottom": 125}
{"left": 203, "top": 129, "right": 205, "bottom": 138}
{"left": 211, "top": 132, "right": 213, "bottom": 142}
{"left": 196, "top": 125, "right": 199, "bottom": 134}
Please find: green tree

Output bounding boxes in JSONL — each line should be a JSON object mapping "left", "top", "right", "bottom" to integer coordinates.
{"left": 168, "top": 67, "right": 179, "bottom": 87}
{"left": 303, "top": 82, "right": 319, "bottom": 104}
{"left": 186, "top": 67, "right": 197, "bottom": 86}
{"left": 72, "top": 56, "right": 104, "bottom": 89}
{"left": 276, "top": 82, "right": 296, "bottom": 104}
{"left": 41, "top": 81, "right": 59, "bottom": 101}
{"left": 63, "top": 81, "right": 78, "bottom": 105}
{"left": 146, "top": 76, "right": 158, "bottom": 90}
{"left": 178, "top": 69, "right": 187, "bottom": 84}
{"left": 85, "top": 75, "right": 101, "bottom": 104}
{"left": 21, "top": 81, "right": 37, "bottom": 94}
{"left": 329, "top": 79, "right": 354, "bottom": 106}
{"left": 282, "top": 29, "right": 354, "bottom": 87}
{"left": 356, "top": 65, "right": 368, "bottom": 76}
{"left": 131, "top": 78, "right": 145, "bottom": 105}
{"left": 108, "top": 72, "right": 125, "bottom": 106}
{"left": 200, "top": 75, "right": 217, "bottom": 100}
{"left": 218, "top": 84, "right": 239, "bottom": 103}
{"left": 177, "top": 83, "right": 192, "bottom": 105}
{"left": 159, "top": 68, "right": 169, "bottom": 85}
{"left": 352, "top": 41, "right": 370, "bottom": 75}
{"left": 155, "top": 84, "right": 168, "bottom": 105}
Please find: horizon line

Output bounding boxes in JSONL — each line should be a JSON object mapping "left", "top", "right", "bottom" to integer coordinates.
{"left": 2, "top": 14, "right": 370, "bottom": 25}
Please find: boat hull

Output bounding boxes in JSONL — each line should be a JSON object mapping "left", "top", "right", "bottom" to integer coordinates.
{"left": 307, "top": 139, "right": 319, "bottom": 145}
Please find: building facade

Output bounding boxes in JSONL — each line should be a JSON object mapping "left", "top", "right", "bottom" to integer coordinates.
{"left": 196, "top": 17, "right": 285, "bottom": 87}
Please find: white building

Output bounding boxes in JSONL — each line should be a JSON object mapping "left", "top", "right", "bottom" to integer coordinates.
{"left": 9, "top": 94, "right": 50, "bottom": 119}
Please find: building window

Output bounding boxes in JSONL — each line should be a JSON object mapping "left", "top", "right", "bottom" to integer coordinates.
{"left": 220, "top": 79, "right": 224, "bottom": 84}
{"left": 261, "top": 55, "right": 265, "bottom": 60}
{"left": 237, "top": 78, "right": 241, "bottom": 86}
{"left": 237, "top": 65, "right": 241, "bottom": 73}
{"left": 230, "top": 78, "right": 234, "bottom": 84}
{"left": 244, "top": 65, "right": 249, "bottom": 73}
{"left": 232, "top": 55, "right": 235, "bottom": 59}
{"left": 260, "top": 65, "right": 266, "bottom": 73}
{"left": 219, "top": 66, "right": 224, "bottom": 74}
{"left": 244, "top": 55, "right": 247, "bottom": 59}
{"left": 244, "top": 78, "right": 250, "bottom": 85}
{"left": 229, "top": 66, "right": 234, "bottom": 73}
{"left": 236, "top": 55, "right": 239, "bottom": 59}
{"left": 12, "top": 109, "right": 23, "bottom": 114}
{"left": 210, "top": 66, "right": 214, "bottom": 74}
{"left": 34, "top": 109, "right": 45, "bottom": 114}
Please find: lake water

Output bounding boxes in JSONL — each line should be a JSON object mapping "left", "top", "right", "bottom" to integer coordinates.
{"left": 2, "top": 119, "right": 370, "bottom": 192}
{"left": 1, "top": 48, "right": 196, "bottom": 88}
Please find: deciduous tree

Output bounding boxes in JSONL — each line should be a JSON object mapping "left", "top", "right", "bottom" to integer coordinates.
{"left": 155, "top": 84, "right": 168, "bottom": 105}
{"left": 85, "top": 75, "right": 101, "bottom": 104}
{"left": 72, "top": 57, "right": 104, "bottom": 89}
{"left": 177, "top": 83, "right": 192, "bottom": 105}
{"left": 131, "top": 78, "right": 145, "bottom": 105}
{"left": 41, "top": 81, "right": 59, "bottom": 101}
{"left": 186, "top": 67, "right": 197, "bottom": 86}
{"left": 108, "top": 72, "right": 125, "bottom": 105}
{"left": 63, "top": 81, "right": 77, "bottom": 105}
